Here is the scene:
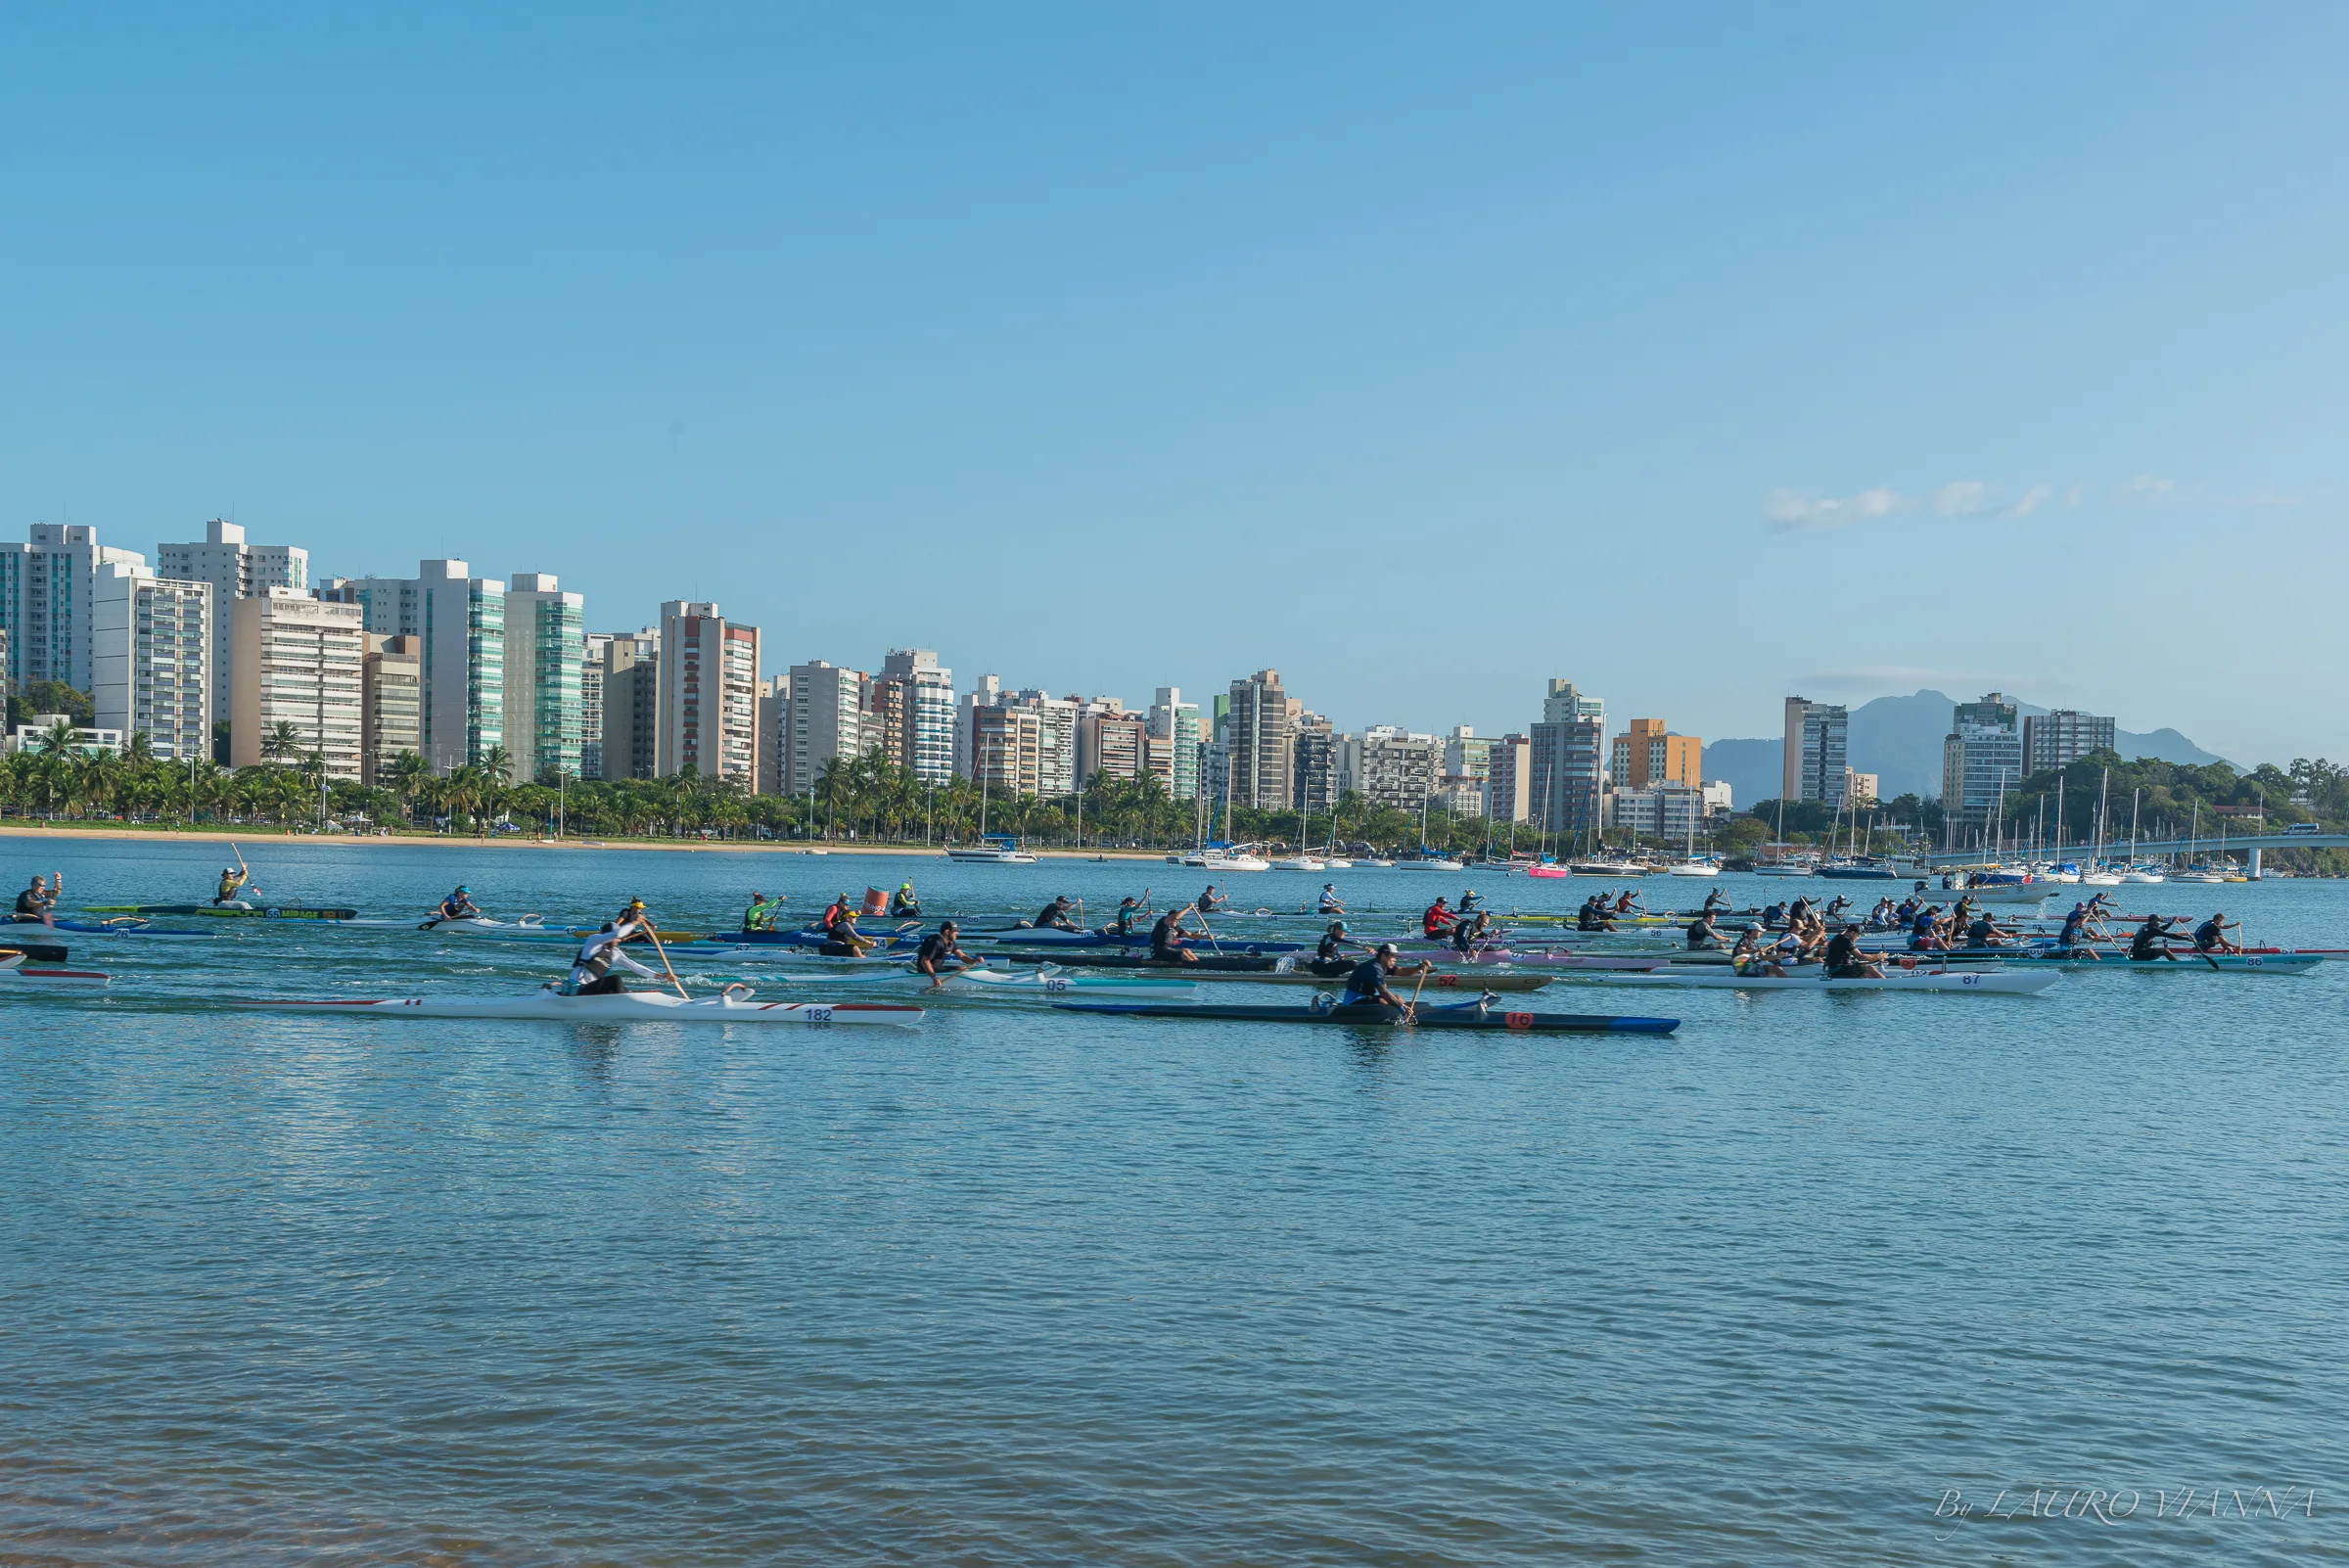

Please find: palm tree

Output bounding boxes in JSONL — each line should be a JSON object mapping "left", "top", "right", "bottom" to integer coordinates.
{"left": 36, "top": 717, "right": 81, "bottom": 758}
{"left": 387, "top": 750, "right": 432, "bottom": 826}
{"left": 260, "top": 720, "right": 303, "bottom": 764}
{"left": 478, "top": 744, "right": 515, "bottom": 788}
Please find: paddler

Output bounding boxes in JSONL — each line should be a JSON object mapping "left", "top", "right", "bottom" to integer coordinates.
{"left": 1686, "top": 908, "right": 1724, "bottom": 950}
{"left": 566, "top": 917, "right": 660, "bottom": 994}
{"left": 1313, "top": 920, "right": 1361, "bottom": 976}
{"left": 1824, "top": 895, "right": 1853, "bottom": 921}
{"left": 821, "top": 893, "right": 855, "bottom": 934}
{"left": 1867, "top": 896, "right": 1897, "bottom": 929}
{"left": 1576, "top": 895, "right": 1616, "bottom": 934}
{"left": 2192, "top": 911, "right": 2241, "bottom": 955}
{"left": 890, "top": 882, "right": 922, "bottom": 917}
{"left": 1701, "top": 888, "right": 1728, "bottom": 916}
{"left": 1317, "top": 883, "right": 1346, "bottom": 915}
{"left": 1964, "top": 911, "right": 2013, "bottom": 949}
{"left": 1823, "top": 923, "right": 1883, "bottom": 980}
{"left": 819, "top": 908, "right": 878, "bottom": 957}
{"left": 913, "top": 920, "right": 979, "bottom": 988}
{"left": 1421, "top": 896, "right": 1456, "bottom": 940}
{"left": 1612, "top": 890, "right": 1638, "bottom": 917}
{"left": 2130, "top": 914, "right": 2181, "bottom": 961}
{"left": 1450, "top": 909, "right": 1493, "bottom": 955}
{"left": 215, "top": 865, "right": 250, "bottom": 905}
{"left": 1149, "top": 901, "right": 1203, "bottom": 964}
{"left": 2055, "top": 901, "right": 2092, "bottom": 951}
{"left": 1458, "top": 888, "right": 1485, "bottom": 916}
{"left": 1909, "top": 903, "right": 1946, "bottom": 951}
{"left": 12, "top": 873, "right": 60, "bottom": 926}
{"left": 1761, "top": 899, "right": 1788, "bottom": 931}
{"left": 1028, "top": 895, "right": 1080, "bottom": 932}
{"left": 438, "top": 885, "right": 482, "bottom": 921}
{"left": 1197, "top": 884, "right": 1227, "bottom": 915}
{"left": 1728, "top": 926, "right": 1790, "bottom": 979}
{"left": 740, "top": 892, "right": 786, "bottom": 934}
{"left": 1339, "top": 943, "right": 1429, "bottom": 1017}
{"left": 1102, "top": 896, "right": 1148, "bottom": 939}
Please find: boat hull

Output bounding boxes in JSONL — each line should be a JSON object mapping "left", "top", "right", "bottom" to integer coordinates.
{"left": 1054, "top": 1000, "right": 1678, "bottom": 1033}
{"left": 87, "top": 903, "right": 359, "bottom": 921}
{"left": 238, "top": 993, "right": 928, "bottom": 1024}
{"left": 1586, "top": 968, "right": 2056, "bottom": 993}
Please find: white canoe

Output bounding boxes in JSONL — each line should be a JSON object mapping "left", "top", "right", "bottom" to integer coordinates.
{"left": 239, "top": 991, "right": 926, "bottom": 1025}
{"left": 1584, "top": 966, "right": 2057, "bottom": 994}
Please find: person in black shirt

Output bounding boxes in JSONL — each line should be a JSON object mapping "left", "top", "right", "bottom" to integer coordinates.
{"left": 1686, "top": 909, "right": 1723, "bottom": 950}
{"left": 914, "top": 921, "right": 978, "bottom": 988}
{"left": 1965, "top": 914, "right": 2011, "bottom": 948}
{"left": 2130, "top": 915, "right": 2180, "bottom": 961}
{"left": 1824, "top": 924, "right": 1881, "bottom": 979}
{"left": 12, "top": 873, "right": 59, "bottom": 925}
{"left": 1150, "top": 904, "right": 1201, "bottom": 964}
{"left": 1197, "top": 885, "right": 1226, "bottom": 914}
{"left": 1313, "top": 920, "right": 1359, "bottom": 976}
{"left": 819, "top": 910, "right": 878, "bottom": 957}
{"left": 1761, "top": 900, "right": 1787, "bottom": 931}
{"left": 1339, "top": 944, "right": 1429, "bottom": 1015}
{"left": 1451, "top": 910, "right": 1493, "bottom": 954}
{"left": 1029, "top": 896, "right": 1079, "bottom": 931}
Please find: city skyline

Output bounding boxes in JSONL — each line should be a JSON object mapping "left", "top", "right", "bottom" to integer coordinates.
{"left": 6, "top": 9, "right": 2343, "bottom": 762}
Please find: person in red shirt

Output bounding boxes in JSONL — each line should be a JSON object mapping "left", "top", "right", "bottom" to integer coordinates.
{"left": 1421, "top": 897, "right": 1456, "bottom": 940}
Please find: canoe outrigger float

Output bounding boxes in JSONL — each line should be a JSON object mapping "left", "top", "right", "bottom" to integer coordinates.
{"left": 1054, "top": 998, "right": 1678, "bottom": 1033}
{"left": 86, "top": 903, "right": 358, "bottom": 921}
{"left": 742, "top": 967, "right": 1199, "bottom": 999}
{"left": 237, "top": 990, "right": 925, "bottom": 1025}
{"left": 0, "top": 952, "right": 111, "bottom": 987}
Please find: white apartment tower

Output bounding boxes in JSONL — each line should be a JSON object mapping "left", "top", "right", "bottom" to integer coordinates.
{"left": 786, "top": 659, "right": 868, "bottom": 796}
{"left": 91, "top": 563, "right": 212, "bottom": 761}
{"left": 329, "top": 561, "right": 505, "bottom": 773}
{"left": 231, "top": 588, "right": 364, "bottom": 779}
{"left": 878, "top": 648, "right": 956, "bottom": 784}
{"left": 658, "top": 602, "right": 761, "bottom": 788}
{"left": 157, "top": 520, "right": 308, "bottom": 728}
{"left": 0, "top": 524, "right": 147, "bottom": 691}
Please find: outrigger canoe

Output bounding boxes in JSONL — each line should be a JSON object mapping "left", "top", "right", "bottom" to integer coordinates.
{"left": 46, "top": 919, "right": 212, "bottom": 939}
{"left": 237, "top": 991, "right": 926, "bottom": 1025}
{"left": 745, "top": 967, "right": 1198, "bottom": 998}
{"left": 1054, "top": 999, "right": 1678, "bottom": 1033}
{"left": 1188, "top": 969, "right": 1554, "bottom": 992}
{"left": 87, "top": 903, "right": 358, "bottom": 921}
{"left": 0, "top": 939, "right": 71, "bottom": 963}
{"left": 1582, "top": 967, "right": 2057, "bottom": 994}
{"left": 394, "top": 916, "right": 712, "bottom": 944}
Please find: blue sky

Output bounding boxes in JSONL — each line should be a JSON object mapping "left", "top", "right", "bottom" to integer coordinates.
{"left": 4, "top": 5, "right": 2343, "bottom": 763}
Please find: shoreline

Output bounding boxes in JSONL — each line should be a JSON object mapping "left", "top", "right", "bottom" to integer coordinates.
{"left": 0, "top": 823, "right": 1169, "bottom": 860}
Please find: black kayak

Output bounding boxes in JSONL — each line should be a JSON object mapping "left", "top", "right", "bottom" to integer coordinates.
{"left": 1054, "top": 1000, "right": 1679, "bottom": 1034}
{"left": 0, "top": 939, "right": 69, "bottom": 963}
{"left": 990, "top": 949, "right": 1291, "bottom": 973}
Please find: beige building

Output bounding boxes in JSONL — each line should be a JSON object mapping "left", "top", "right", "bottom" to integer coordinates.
{"left": 231, "top": 588, "right": 364, "bottom": 779}
{"left": 657, "top": 601, "right": 761, "bottom": 789}
{"left": 361, "top": 633, "right": 423, "bottom": 787}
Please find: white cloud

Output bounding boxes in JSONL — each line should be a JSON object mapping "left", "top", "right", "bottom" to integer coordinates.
{"left": 1766, "top": 486, "right": 1906, "bottom": 530}
{"left": 2009, "top": 484, "right": 2053, "bottom": 517}
{"left": 2121, "top": 475, "right": 2175, "bottom": 498}
{"left": 1933, "top": 482, "right": 1986, "bottom": 516}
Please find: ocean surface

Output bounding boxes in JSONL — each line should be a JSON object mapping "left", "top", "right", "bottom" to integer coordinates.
{"left": 1, "top": 837, "right": 2343, "bottom": 1566}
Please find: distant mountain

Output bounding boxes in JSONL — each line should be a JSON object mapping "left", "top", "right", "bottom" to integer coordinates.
{"left": 1700, "top": 691, "right": 2228, "bottom": 807}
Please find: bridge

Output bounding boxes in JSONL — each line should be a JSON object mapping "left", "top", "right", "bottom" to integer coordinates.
{"left": 1922, "top": 833, "right": 2349, "bottom": 878}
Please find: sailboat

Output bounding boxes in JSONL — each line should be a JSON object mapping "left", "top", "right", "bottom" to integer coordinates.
{"left": 1271, "top": 799, "right": 1326, "bottom": 871}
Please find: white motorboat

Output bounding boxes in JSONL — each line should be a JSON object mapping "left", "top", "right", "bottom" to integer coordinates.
{"left": 1320, "top": 857, "right": 1356, "bottom": 869}
{"left": 946, "top": 834, "right": 1039, "bottom": 863}
{"left": 1664, "top": 860, "right": 1723, "bottom": 878}
{"left": 1270, "top": 856, "right": 1327, "bottom": 872}
{"left": 2121, "top": 867, "right": 2166, "bottom": 884}
{"left": 1752, "top": 861, "right": 1815, "bottom": 877}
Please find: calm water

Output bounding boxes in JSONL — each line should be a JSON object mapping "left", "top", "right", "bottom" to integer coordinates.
{"left": 2, "top": 838, "right": 2344, "bottom": 1565}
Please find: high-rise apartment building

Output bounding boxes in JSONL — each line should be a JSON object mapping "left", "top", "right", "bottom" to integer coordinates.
{"left": 785, "top": 660, "right": 867, "bottom": 796}
{"left": 586, "top": 628, "right": 657, "bottom": 781}
{"left": 157, "top": 520, "right": 307, "bottom": 727}
{"left": 1337, "top": 727, "right": 1444, "bottom": 811}
{"left": 91, "top": 563, "right": 211, "bottom": 761}
{"left": 874, "top": 649, "right": 956, "bottom": 784}
{"left": 955, "top": 674, "right": 1003, "bottom": 780}
{"left": 1529, "top": 680, "right": 1606, "bottom": 839}
{"left": 1445, "top": 726, "right": 1495, "bottom": 782}
{"left": 1487, "top": 734, "right": 1532, "bottom": 823}
{"left": 1610, "top": 717, "right": 1702, "bottom": 789}
{"left": 1782, "top": 697, "right": 1850, "bottom": 806}
{"left": 329, "top": 561, "right": 505, "bottom": 773}
{"left": 2022, "top": 710, "right": 2117, "bottom": 774}
{"left": 230, "top": 589, "right": 364, "bottom": 779}
{"left": 503, "top": 573, "right": 585, "bottom": 783}
{"left": 658, "top": 602, "right": 761, "bottom": 789}
{"left": 1014, "top": 690, "right": 1080, "bottom": 797}
{"left": 1293, "top": 716, "right": 1338, "bottom": 813}
{"left": 1226, "top": 669, "right": 1294, "bottom": 811}
{"left": 970, "top": 704, "right": 1044, "bottom": 799}
{"left": 1147, "top": 688, "right": 1202, "bottom": 800}
{"left": 0, "top": 524, "right": 147, "bottom": 691}
{"left": 1077, "top": 698, "right": 1149, "bottom": 785}
{"left": 360, "top": 634, "right": 422, "bottom": 788}
{"left": 1942, "top": 693, "right": 2023, "bottom": 827}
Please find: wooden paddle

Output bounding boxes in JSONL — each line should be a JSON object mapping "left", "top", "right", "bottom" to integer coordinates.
{"left": 1404, "top": 961, "right": 1430, "bottom": 1023}
{"left": 642, "top": 918, "right": 692, "bottom": 1000}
